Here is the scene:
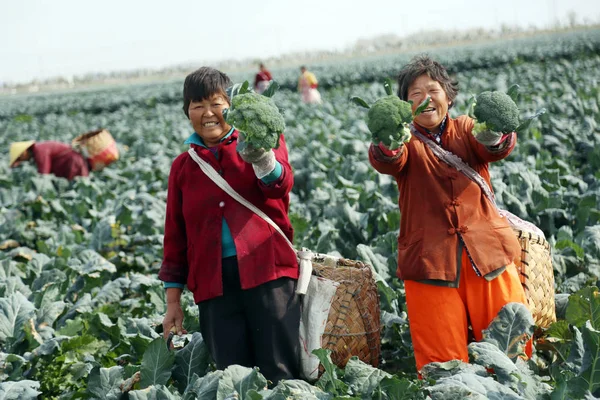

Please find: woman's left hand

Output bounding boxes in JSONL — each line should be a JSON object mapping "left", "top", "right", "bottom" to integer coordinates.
{"left": 474, "top": 130, "right": 504, "bottom": 146}
{"left": 237, "top": 138, "right": 277, "bottom": 179}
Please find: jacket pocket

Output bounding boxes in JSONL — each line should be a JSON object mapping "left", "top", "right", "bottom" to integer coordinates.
{"left": 271, "top": 224, "right": 297, "bottom": 267}
{"left": 398, "top": 228, "right": 424, "bottom": 249}
{"left": 397, "top": 228, "right": 425, "bottom": 277}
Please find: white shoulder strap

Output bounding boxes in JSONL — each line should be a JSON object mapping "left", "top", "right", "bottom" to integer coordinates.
{"left": 187, "top": 148, "right": 314, "bottom": 294}
{"left": 187, "top": 148, "right": 295, "bottom": 250}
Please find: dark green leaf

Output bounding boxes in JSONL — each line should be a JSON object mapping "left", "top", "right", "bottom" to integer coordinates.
{"left": 140, "top": 337, "right": 175, "bottom": 388}
{"left": 216, "top": 365, "right": 267, "bottom": 400}
{"left": 413, "top": 96, "right": 431, "bottom": 116}
{"left": 87, "top": 366, "right": 124, "bottom": 400}
{"left": 579, "top": 321, "right": 600, "bottom": 394}
{"left": 313, "top": 348, "right": 348, "bottom": 395}
{"left": 481, "top": 302, "right": 534, "bottom": 361}
{"left": 466, "top": 95, "right": 477, "bottom": 119}
{"left": 262, "top": 81, "right": 280, "bottom": 98}
{"left": 350, "top": 97, "right": 370, "bottom": 109}
{"left": 383, "top": 78, "right": 394, "bottom": 96}
{"left": 0, "top": 292, "right": 36, "bottom": 343}
{"left": 239, "top": 80, "right": 251, "bottom": 95}
{"left": 507, "top": 84, "right": 520, "bottom": 103}
{"left": 129, "top": 385, "right": 178, "bottom": 399}
{"left": 173, "top": 332, "right": 211, "bottom": 393}
{"left": 0, "top": 380, "right": 41, "bottom": 399}
{"left": 516, "top": 108, "right": 546, "bottom": 134}
{"left": 343, "top": 356, "right": 391, "bottom": 397}
{"left": 184, "top": 371, "right": 223, "bottom": 400}
{"left": 566, "top": 287, "right": 600, "bottom": 329}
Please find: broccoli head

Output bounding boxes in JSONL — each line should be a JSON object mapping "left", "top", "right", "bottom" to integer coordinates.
{"left": 227, "top": 92, "right": 286, "bottom": 150}
{"left": 367, "top": 95, "right": 414, "bottom": 149}
{"left": 472, "top": 91, "right": 520, "bottom": 134}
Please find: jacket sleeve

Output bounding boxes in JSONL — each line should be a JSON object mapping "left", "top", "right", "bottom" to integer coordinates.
{"left": 368, "top": 143, "right": 408, "bottom": 178}
{"left": 158, "top": 156, "right": 189, "bottom": 284}
{"left": 462, "top": 116, "right": 517, "bottom": 163}
{"left": 257, "top": 134, "right": 293, "bottom": 199}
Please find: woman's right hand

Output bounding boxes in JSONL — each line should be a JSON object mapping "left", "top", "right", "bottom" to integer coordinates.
{"left": 162, "top": 288, "right": 187, "bottom": 340}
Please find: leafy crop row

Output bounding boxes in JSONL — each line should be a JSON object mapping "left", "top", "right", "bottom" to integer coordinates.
{"left": 0, "top": 29, "right": 599, "bottom": 399}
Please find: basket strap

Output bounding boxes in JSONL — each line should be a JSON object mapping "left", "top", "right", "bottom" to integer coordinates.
{"left": 187, "top": 148, "right": 314, "bottom": 294}
{"left": 188, "top": 148, "right": 294, "bottom": 249}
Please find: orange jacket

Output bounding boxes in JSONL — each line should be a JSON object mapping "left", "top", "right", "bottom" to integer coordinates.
{"left": 368, "top": 115, "right": 521, "bottom": 283}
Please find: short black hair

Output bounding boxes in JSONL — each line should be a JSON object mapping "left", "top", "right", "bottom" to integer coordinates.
{"left": 182, "top": 67, "right": 232, "bottom": 118}
{"left": 396, "top": 55, "right": 459, "bottom": 109}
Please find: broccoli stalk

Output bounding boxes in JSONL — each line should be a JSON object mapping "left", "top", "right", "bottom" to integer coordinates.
{"left": 351, "top": 79, "right": 431, "bottom": 149}
{"left": 224, "top": 81, "right": 286, "bottom": 150}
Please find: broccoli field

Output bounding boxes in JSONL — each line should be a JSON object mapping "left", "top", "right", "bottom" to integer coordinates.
{"left": 0, "top": 29, "right": 599, "bottom": 399}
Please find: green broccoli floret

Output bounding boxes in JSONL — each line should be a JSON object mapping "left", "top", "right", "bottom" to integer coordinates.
{"left": 227, "top": 92, "right": 286, "bottom": 150}
{"left": 367, "top": 95, "right": 414, "bottom": 148}
{"left": 472, "top": 91, "right": 520, "bottom": 134}
{"left": 351, "top": 79, "right": 431, "bottom": 149}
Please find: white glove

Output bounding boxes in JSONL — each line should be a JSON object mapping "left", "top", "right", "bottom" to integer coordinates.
{"left": 238, "top": 142, "right": 277, "bottom": 179}
{"left": 474, "top": 130, "right": 504, "bottom": 146}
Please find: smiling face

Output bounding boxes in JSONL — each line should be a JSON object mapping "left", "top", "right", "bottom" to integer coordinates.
{"left": 187, "top": 94, "right": 232, "bottom": 147}
{"left": 407, "top": 74, "right": 451, "bottom": 134}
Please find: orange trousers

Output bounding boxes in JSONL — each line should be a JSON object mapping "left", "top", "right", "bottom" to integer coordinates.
{"left": 404, "top": 248, "right": 530, "bottom": 372}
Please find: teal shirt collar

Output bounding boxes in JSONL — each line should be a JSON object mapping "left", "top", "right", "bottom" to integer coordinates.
{"left": 184, "top": 127, "right": 235, "bottom": 147}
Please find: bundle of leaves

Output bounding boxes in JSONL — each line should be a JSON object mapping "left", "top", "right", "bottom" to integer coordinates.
{"left": 225, "top": 81, "right": 285, "bottom": 150}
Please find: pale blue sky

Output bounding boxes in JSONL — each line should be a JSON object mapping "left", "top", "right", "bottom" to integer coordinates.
{"left": 1, "top": 0, "right": 599, "bottom": 84}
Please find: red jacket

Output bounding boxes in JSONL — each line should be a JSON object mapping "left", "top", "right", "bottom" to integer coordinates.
{"left": 369, "top": 115, "right": 521, "bottom": 282}
{"left": 158, "top": 130, "right": 298, "bottom": 303}
{"left": 32, "top": 141, "right": 89, "bottom": 180}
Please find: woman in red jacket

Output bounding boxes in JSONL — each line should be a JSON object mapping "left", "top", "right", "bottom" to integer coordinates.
{"left": 254, "top": 63, "right": 273, "bottom": 94}
{"left": 368, "top": 55, "right": 529, "bottom": 373}
{"left": 158, "top": 67, "right": 300, "bottom": 384}
{"left": 9, "top": 140, "right": 89, "bottom": 180}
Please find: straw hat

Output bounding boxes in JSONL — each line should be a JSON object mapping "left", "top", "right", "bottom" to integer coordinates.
{"left": 9, "top": 140, "right": 35, "bottom": 167}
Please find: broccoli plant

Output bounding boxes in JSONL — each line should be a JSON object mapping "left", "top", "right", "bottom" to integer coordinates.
{"left": 351, "top": 79, "right": 430, "bottom": 150}
{"left": 468, "top": 84, "right": 546, "bottom": 136}
{"left": 224, "top": 80, "right": 286, "bottom": 150}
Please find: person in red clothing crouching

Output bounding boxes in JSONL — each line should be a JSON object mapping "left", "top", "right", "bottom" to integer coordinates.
{"left": 9, "top": 140, "right": 89, "bottom": 180}
{"left": 368, "top": 55, "right": 531, "bottom": 374}
{"left": 158, "top": 67, "right": 300, "bottom": 385}
{"left": 254, "top": 63, "right": 273, "bottom": 94}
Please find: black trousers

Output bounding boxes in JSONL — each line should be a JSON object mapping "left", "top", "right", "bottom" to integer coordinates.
{"left": 198, "top": 256, "right": 301, "bottom": 384}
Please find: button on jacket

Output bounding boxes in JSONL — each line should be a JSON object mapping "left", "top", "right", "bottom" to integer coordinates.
{"left": 158, "top": 130, "right": 298, "bottom": 303}
{"left": 368, "top": 115, "right": 521, "bottom": 283}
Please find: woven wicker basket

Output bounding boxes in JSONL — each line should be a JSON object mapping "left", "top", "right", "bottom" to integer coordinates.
{"left": 310, "top": 256, "right": 381, "bottom": 370}
{"left": 72, "top": 129, "right": 119, "bottom": 171}
{"left": 513, "top": 229, "right": 556, "bottom": 328}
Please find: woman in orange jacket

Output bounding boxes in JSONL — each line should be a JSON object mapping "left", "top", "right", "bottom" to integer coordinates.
{"left": 368, "top": 55, "right": 529, "bottom": 373}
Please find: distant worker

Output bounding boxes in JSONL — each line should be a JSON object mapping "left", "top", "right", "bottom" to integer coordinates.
{"left": 298, "top": 66, "right": 322, "bottom": 104}
{"left": 9, "top": 140, "right": 90, "bottom": 180}
{"left": 254, "top": 63, "right": 273, "bottom": 94}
